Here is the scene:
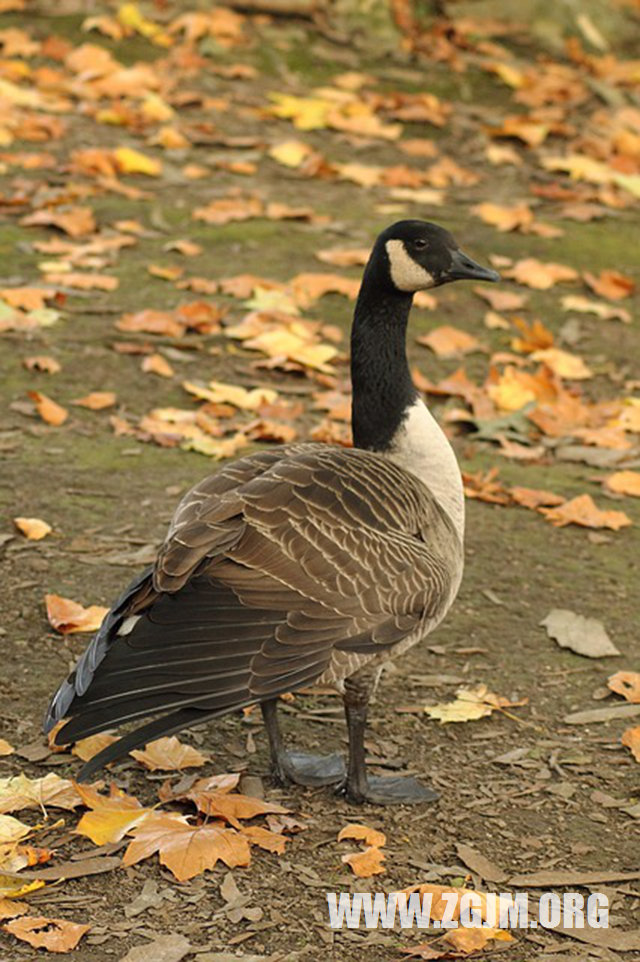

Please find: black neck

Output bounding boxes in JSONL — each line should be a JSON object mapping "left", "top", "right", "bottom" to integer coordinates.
{"left": 350, "top": 268, "right": 417, "bottom": 452}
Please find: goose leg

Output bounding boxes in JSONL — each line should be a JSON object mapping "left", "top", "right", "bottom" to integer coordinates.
{"left": 341, "top": 672, "right": 439, "bottom": 805}
{"left": 260, "top": 699, "right": 346, "bottom": 787}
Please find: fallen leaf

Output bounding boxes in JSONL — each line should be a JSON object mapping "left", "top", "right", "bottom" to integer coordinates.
{"left": 531, "top": 347, "right": 592, "bottom": 379}
{"left": 117, "top": 934, "right": 193, "bottom": 962}
{"left": 0, "top": 813, "right": 31, "bottom": 843}
{"left": 417, "top": 325, "right": 481, "bottom": 358}
{"left": 337, "top": 824, "right": 386, "bottom": 847}
{"left": 45, "top": 272, "right": 118, "bottom": 291}
{"left": 473, "top": 286, "right": 528, "bottom": 311}
{"left": 183, "top": 778, "right": 288, "bottom": 828}
{"left": 72, "top": 391, "right": 117, "bottom": 410}
{"left": 342, "top": 846, "right": 385, "bottom": 877}
{"left": 505, "top": 258, "right": 578, "bottom": 289}
{"left": 74, "top": 783, "right": 152, "bottom": 845}
{"left": 0, "top": 897, "right": 28, "bottom": 919}
{"left": 0, "top": 740, "right": 14, "bottom": 757}
{"left": 561, "top": 295, "right": 631, "bottom": 323}
{"left": 0, "top": 773, "right": 82, "bottom": 814}
{"left": 316, "top": 247, "right": 369, "bottom": 267}
{"left": 604, "top": 471, "right": 640, "bottom": 497}
{"left": 130, "top": 736, "right": 209, "bottom": 771}
{"left": 240, "top": 824, "right": 288, "bottom": 854}
{"left": 268, "top": 140, "right": 315, "bottom": 168}
{"left": 142, "top": 353, "right": 174, "bottom": 378}
{"left": 510, "top": 486, "right": 565, "bottom": 509}
{"left": 540, "top": 609, "right": 620, "bottom": 658}
{"left": 123, "top": 812, "right": 251, "bottom": 881}
{"left": 471, "top": 201, "right": 533, "bottom": 232}
{"left": 540, "top": 494, "right": 632, "bottom": 530}
{"left": 193, "top": 195, "right": 263, "bottom": 226}
{"left": 71, "top": 733, "right": 118, "bottom": 762}
{"left": 621, "top": 726, "right": 640, "bottom": 762}
{"left": 510, "top": 317, "right": 554, "bottom": 353}
{"left": 45, "top": 594, "right": 109, "bottom": 634}
{"left": 114, "top": 146, "right": 162, "bottom": 177}
{"left": 608, "top": 672, "right": 640, "bottom": 704}
{"left": 116, "top": 309, "right": 185, "bottom": 337}
{"left": 22, "top": 355, "right": 61, "bottom": 373}
{"left": 21, "top": 206, "right": 96, "bottom": 237}
{"left": 28, "top": 391, "right": 68, "bottom": 426}
{"left": 2, "top": 916, "right": 90, "bottom": 953}
{"left": 183, "top": 381, "right": 277, "bottom": 411}
{"left": 425, "top": 684, "right": 525, "bottom": 723}
{"left": 583, "top": 269, "right": 635, "bottom": 301}
{"left": 13, "top": 517, "right": 52, "bottom": 540}
{"left": 444, "top": 926, "right": 513, "bottom": 953}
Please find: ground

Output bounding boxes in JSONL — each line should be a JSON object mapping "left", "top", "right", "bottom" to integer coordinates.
{"left": 0, "top": 3, "right": 639, "bottom": 961}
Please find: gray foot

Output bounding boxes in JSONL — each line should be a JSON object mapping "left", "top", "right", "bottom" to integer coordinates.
{"left": 274, "top": 751, "right": 346, "bottom": 787}
{"left": 342, "top": 775, "right": 439, "bottom": 805}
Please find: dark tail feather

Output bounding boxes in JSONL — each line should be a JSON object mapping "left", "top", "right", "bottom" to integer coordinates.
{"left": 76, "top": 701, "right": 254, "bottom": 781}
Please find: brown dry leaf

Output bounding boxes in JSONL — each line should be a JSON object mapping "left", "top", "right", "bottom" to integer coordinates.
{"left": 583, "top": 270, "right": 635, "bottom": 301}
{"left": 72, "top": 391, "right": 117, "bottom": 410}
{"left": 506, "top": 258, "right": 578, "bottom": 289}
{"left": 2, "top": 916, "right": 90, "bottom": 953}
{"left": 147, "top": 264, "right": 184, "bottom": 282}
{"left": 337, "top": 824, "right": 386, "bottom": 847}
{"left": 443, "top": 926, "right": 513, "bottom": 953}
{"left": 22, "top": 355, "right": 61, "bottom": 374}
{"left": 487, "top": 366, "right": 552, "bottom": 413}
{"left": 21, "top": 206, "right": 96, "bottom": 237}
{"left": 417, "top": 326, "right": 481, "bottom": 358}
{"left": 0, "top": 897, "right": 28, "bottom": 919}
{"left": 123, "top": 812, "right": 251, "bottom": 881}
{"left": 0, "top": 740, "right": 14, "bottom": 757}
{"left": 45, "top": 272, "right": 118, "bottom": 291}
{"left": 240, "top": 824, "right": 288, "bottom": 854}
{"left": 74, "top": 784, "right": 152, "bottom": 845}
{"left": 184, "top": 778, "right": 289, "bottom": 828}
{"left": 511, "top": 317, "right": 554, "bottom": 354}
{"left": 290, "top": 273, "right": 360, "bottom": 308}
{"left": 0, "top": 288, "right": 51, "bottom": 311}
{"left": 193, "top": 195, "right": 263, "bottom": 226}
{"left": 165, "top": 239, "right": 202, "bottom": 257}
{"left": 621, "top": 726, "right": 640, "bottom": 762}
{"left": 510, "top": 486, "right": 565, "bottom": 509}
{"left": 13, "top": 517, "right": 52, "bottom": 540}
{"left": 425, "top": 684, "right": 525, "bottom": 723}
{"left": 487, "top": 114, "right": 550, "bottom": 147}
{"left": 604, "top": 471, "right": 640, "bottom": 497}
{"left": 116, "top": 309, "right": 185, "bottom": 338}
{"left": 71, "top": 732, "right": 118, "bottom": 762}
{"left": 183, "top": 381, "right": 277, "bottom": 411}
{"left": 608, "top": 672, "right": 640, "bottom": 704}
{"left": 342, "top": 846, "right": 386, "bottom": 877}
{"left": 130, "top": 736, "right": 209, "bottom": 772}
{"left": 473, "top": 286, "right": 528, "bottom": 311}
{"left": 531, "top": 347, "right": 592, "bottom": 380}
{"left": 540, "top": 494, "right": 632, "bottom": 530}
{"left": 28, "top": 391, "right": 68, "bottom": 426}
{"left": 471, "top": 201, "right": 533, "bottom": 232}
{"left": 463, "top": 468, "right": 510, "bottom": 505}
{"left": 141, "top": 354, "right": 174, "bottom": 378}
{"left": 316, "top": 247, "right": 369, "bottom": 267}
{"left": 0, "top": 773, "right": 82, "bottom": 814}
{"left": 561, "top": 295, "right": 631, "bottom": 323}
{"left": 45, "top": 594, "right": 109, "bottom": 634}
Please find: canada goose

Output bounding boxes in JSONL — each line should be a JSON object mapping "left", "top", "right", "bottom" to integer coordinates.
{"left": 44, "top": 220, "right": 499, "bottom": 805}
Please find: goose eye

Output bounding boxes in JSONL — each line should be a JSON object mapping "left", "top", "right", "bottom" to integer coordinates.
{"left": 413, "top": 239, "right": 428, "bottom": 250}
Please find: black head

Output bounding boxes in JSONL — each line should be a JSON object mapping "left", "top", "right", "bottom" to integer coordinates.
{"left": 369, "top": 220, "right": 499, "bottom": 293}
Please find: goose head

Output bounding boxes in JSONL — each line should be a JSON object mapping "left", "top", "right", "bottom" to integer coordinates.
{"left": 371, "top": 219, "right": 500, "bottom": 293}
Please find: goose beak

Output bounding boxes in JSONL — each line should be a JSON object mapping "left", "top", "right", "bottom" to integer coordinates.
{"left": 448, "top": 249, "right": 500, "bottom": 283}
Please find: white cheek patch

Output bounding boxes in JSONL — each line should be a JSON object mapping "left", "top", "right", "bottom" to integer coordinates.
{"left": 385, "top": 239, "right": 435, "bottom": 292}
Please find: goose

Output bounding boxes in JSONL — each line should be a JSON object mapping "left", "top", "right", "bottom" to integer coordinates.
{"left": 44, "top": 220, "right": 499, "bottom": 805}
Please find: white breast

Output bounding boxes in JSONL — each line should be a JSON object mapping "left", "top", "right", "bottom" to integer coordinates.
{"left": 385, "top": 398, "right": 465, "bottom": 539}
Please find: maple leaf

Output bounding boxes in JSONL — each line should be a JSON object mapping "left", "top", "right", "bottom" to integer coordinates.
{"left": 337, "top": 823, "right": 386, "bottom": 847}
{"left": 621, "top": 726, "right": 640, "bottom": 763}
{"left": 193, "top": 195, "right": 263, "bottom": 226}
{"left": 13, "top": 517, "right": 52, "bottom": 540}
{"left": 425, "top": 684, "right": 525, "bottom": 723}
{"left": 511, "top": 317, "right": 554, "bottom": 353}
{"left": 604, "top": 471, "right": 640, "bottom": 497}
{"left": 540, "top": 494, "right": 632, "bottom": 530}
{"left": 130, "top": 736, "right": 209, "bottom": 771}
{"left": 74, "top": 783, "right": 152, "bottom": 845}
{"left": 71, "top": 733, "right": 118, "bottom": 762}
{"left": 444, "top": 926, "right": 513, "bottom": 952}
{"left": 27, "top": 391, "right": 67, "bottom": 426}
{"left": 0, "top": 814, "right": 31, "bottom": 844}
{"left": 0, "top": 774, "right": 82, "bottom": 814}
{"left": 183, "top": 776, "right": 288, "bottom": 828}
{"left": 141, "top": 353, "right": 174, "bottom": 377}
{"left": 583, "top": 269, "right": 635, "bottom": 301}
{"left": 417, "top": 325, "right": 481, "bottom": 358}
{"left": 45, "top": 594, "right": 108, "bottom": 634}
{"left": 123, "top": 812, "right": 251, "bottom": 880}
{"left": 240, "top": 824, "right": 288, "bottom": 854}
{"left": 561, "top": 295, "right": 631, "bottom": 323}
{"left": 342, "top": 847, "right": 386, "bottom": 877}
{"left": 21, "top": 206, "right": 96, "bottom": 237}
{"left": 182, "top": 381, "right": 277, "bottom": 411}
{"left": 3, "top": 916, "right": 90, "bottom": 952}
{"left": 531, "top": 347, "right": 592, "bottom": 380}
{"left": 608, "top": 672, "right": 640, "bottom": 704}
{"left": 116, "top": 309, "right": 185, "bottom": 337}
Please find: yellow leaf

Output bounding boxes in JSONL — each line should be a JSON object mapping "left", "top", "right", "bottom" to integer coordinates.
{"left": 417, "top": 325, "right": 481, "bottom": 358}
{"left": 130, "top": 736, "right": 209, "bottom": 771}
{"left": 45, "top": 594, "right": 108, "bottom": 634}
{"left": 13, "top": 517, "right": 52, "bottom": 540}
{"left": 113, "top": 146, "right": 162, "bottom": 177}
{"left": 0, "top": 740, "right": 14, "bottom": 757}
{"left": 71, "top": 733, "right": 118, "bottom": 762}
{"left": 604, "top": 471, "right": 640, "bottom": 497}
{"left": 269, "top": 93, "right": 332, "bottom": 130}
{"left": 540, "top": 494, "right": 632, "bottom": 530}
{"left": 0, "top": 815, "right": 31, "bottom": 844}
{"left": 0, "top": 877, "right": 44, "bottom": 900}
{"left": 531, "top": 348, "right": 592, "bottom": 379}
{"left": 183, "top": 381, "right": 277, "bottom": 411}
{"left": 74, "top": 783, "right": 152, "bottom": 845}
{"left": 0, "top": 774, "right": 82, "bottom": 814}
{"left": 268, "top": 140, "right": 314, "bottom": 168}
{"left": 444, "top": 926, "right": 514, "bottom": 952}
{"left": 425, "top": 684, "right": 523, "bottom": 724}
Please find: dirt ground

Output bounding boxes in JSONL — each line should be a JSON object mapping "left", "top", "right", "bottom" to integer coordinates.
{"left": 0, "top": 3, "right": 639, "bottom": 961}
